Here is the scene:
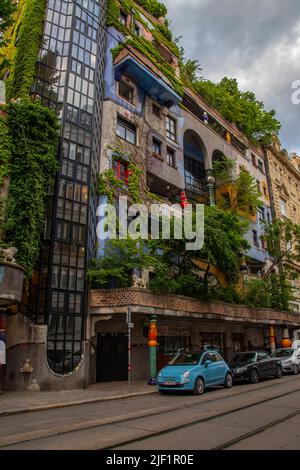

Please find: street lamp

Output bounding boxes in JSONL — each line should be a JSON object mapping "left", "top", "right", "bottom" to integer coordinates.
{"left": 206, "top": 172, "right": 216, "bottom": 207}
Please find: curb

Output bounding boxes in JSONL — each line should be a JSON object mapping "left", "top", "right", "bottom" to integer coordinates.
{"left": 0, "top": 389, "right": 157, "bottom": 418}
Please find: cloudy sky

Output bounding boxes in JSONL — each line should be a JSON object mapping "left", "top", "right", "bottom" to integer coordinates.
{"left": 164, "top": 0, "right": 300, "bottom": 153}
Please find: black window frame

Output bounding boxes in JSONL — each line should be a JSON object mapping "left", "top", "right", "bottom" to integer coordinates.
{"left": 152, "top": 103, "right": 161, "bottom": 118}
{"left": 167, "top": 147, "right": 176, "bottom": 168}
{"left": 118, "top": 79, "right": 135, "bottom": 104}
{"left": 116, "top": 115, "right": 137, "bottom": 145}
{"left": 152, "top": 137, "right": 162, "bottom": 156}
{"left": 166, "top": 115, "right": 177, "bottom": 142}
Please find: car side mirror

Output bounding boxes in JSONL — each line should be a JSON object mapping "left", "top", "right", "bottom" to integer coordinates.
{"left": 204, "top": 360, "right": 212, "bottom": 368}
{"left": 297, "top": 355, "right": 300, "bottom": 360}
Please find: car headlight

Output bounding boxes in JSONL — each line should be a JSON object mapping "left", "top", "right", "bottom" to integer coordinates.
{"left": 283, "top": 359, "right": 292, "bottom": 365}
{"left": 235, "top": 366, "right": 248, "bottom": 373}
{"left": 182, "top": 371, "right": 191, "bottom": 383}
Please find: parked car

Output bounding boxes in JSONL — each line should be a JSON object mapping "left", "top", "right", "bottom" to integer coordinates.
{"left": 229, "top": 351, "right": 282, "bottom": 384}
{"left": 271, "top": 348, "right": 300, "bottom": 375}
{"left": 157, "top": 350, "right": 233, "bottom": 395}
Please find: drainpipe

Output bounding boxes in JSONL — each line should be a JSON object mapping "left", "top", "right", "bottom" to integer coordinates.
{"left": 148, "top": 314, "right": 158, "bottom": 385}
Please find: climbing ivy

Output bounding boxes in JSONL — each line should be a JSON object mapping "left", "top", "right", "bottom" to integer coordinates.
{"left": 112, "top": 36, "right": 183, "bottom": 96}
{"left": 4, "top": 101, "right": 59, "bottom": 277}
{"left": 1, "top": 0, "right": 47, "bottom": 100}
{"left": 108, "top": 0, "right": 183, "bottom": 96}
{"left": 0, "top": 110, "right": 11, "bottom": 186}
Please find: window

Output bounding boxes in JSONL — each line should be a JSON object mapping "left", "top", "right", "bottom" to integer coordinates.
{"left": 257, "top": 353, "right": 269, "bottom": 362}
{"left": 267, "top": 212, "right": 271, "bottom": 224}
{"left": 119, "top": 80, "right": 134, "bottom": 104}
{"left": 116, "top": 116, "right": 137, "bottom": 145}
{"left": 259, "top": 208, "right": 265, "bottom": 222}
{"left": 263, "top": 184, "right": 268, "bottom": 197}
{"left": 152, "top": 103, "right": 161, "bottom": 118}
{"left": 167, "top": 147, "right": 176, "bottom": 168}
{"left": 251, "top": 154, "right": 257, "bottom": 167}
{"left": 258, "top": 159, "right": 265, "bottom": 173}
{"left": 134, "top": 23, "right": 140, "bottom": 36}
{"left": 113, "top": 159, "right": 129, "bottom": 185}
{"left": 166, "top": 115, "right": 176, "bottom": 142}
{"left": 120, "top": 12, "right": 127, "bottom": 25}
{"left": 185, "top": 157, "right": 205, "bottom": 195}
{"left": 280, "top": 199, "right": 287, "bottom": 217}
{"left": 256, "top": 180, "right": 260, "bottom": 192}
{"left": 253, "top": 230, "right": 259, "bottom": 247}
{"left": 152, "top": 137, "right": 162, "bottom": 156}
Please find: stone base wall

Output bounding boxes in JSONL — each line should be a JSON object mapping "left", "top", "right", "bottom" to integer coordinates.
{"left": 4, "top": 313, "right": 88, "bottom": 391}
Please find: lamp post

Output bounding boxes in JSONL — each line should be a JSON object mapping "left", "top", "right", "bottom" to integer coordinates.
{"left": 206, "top": 171, "right": 216, "bottom": 207}
{"left": 148, "top": 314, "right": 158, "bottom": 385}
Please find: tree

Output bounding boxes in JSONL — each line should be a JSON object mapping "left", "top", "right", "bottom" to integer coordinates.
{"left": 261, "top": 218, "right": 300, "bottom": 311}
{"left": 213, "top": 156, "right": 262, "bottom": 216}
{"left": 87, "top": 238, "right": 157, "bottom": 288}
{"left": 193, "top": 77, "right": 281, "bottom": 144}
{"left": 87, "top": 206, "right": 249, "bottom": 301}
{"left": 149, "top": 206, "right": 249, "bottom": 298}
{"left": 0, "top": 0, "right": 16, "bottom": 48}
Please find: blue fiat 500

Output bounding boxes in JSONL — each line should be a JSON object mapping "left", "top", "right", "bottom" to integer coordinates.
{"left": 157, "top": 350, "right": 233, "bottom": 395}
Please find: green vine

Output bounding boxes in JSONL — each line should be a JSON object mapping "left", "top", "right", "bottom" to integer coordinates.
{"left": 98, "top": 168, "right": 127, "bottom": 204}
{"left": 1, "top": 0, "right": 47, "bottom": 100}
{"left": 4, "top": 100, "right": 59, "bottom": 277}
{"left": 112, "top": 36, "right": 183, "bottom": 96}
{"left": 0, "top": 109, "right": 11, "bottom": 186}
{"left": 108, "top": 0, "right": 183, "bottom": 96}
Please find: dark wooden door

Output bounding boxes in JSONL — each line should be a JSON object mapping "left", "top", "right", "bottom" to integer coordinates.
{"left": 97, "top": 333, "right": 128, "bottom": 382}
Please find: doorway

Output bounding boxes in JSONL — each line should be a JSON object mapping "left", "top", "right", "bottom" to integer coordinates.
{"left": 96, "top": 333, "right": 128, "bottom": 382}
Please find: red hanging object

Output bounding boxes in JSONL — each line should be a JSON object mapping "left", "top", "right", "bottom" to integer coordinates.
{"left": 180, "top": 191, "right": 189, "bottom": 208}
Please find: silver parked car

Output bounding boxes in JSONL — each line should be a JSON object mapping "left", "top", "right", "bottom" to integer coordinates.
{"left": 271, "top": 348, "right": 300, "bottom": 375}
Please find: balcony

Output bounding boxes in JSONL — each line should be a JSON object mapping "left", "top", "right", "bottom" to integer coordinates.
{"left": 114, "top": 52, "right": 182, "bottom": 108}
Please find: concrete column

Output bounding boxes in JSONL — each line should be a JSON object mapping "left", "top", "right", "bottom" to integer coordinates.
{"left": 269, "top": 326, "right": 276, "bottom": 354}
{"left": 148, "top": 315, "right": 158, "bottom": 385}
{"left": 224, "top": 330, "right": 233, "bottom": 361}
{"left": 0, "top": 311, "right": 6, "bottom": 390}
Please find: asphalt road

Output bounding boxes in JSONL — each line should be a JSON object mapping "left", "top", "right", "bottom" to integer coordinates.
{"left": 1, "top": 375, "right": 300, "bottom": 450}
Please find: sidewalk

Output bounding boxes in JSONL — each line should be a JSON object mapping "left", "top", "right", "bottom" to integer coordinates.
{"left": 0, "top": 380, "right": 157, "bottom": 417}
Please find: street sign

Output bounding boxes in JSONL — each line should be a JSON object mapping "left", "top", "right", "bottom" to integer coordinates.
{"left": 128, "top": 322, "right": 134, "bottom": 329}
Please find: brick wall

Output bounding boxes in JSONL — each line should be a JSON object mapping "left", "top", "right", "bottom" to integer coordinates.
{"left": 90, "top": 288, "right": 300, "bottom": 326}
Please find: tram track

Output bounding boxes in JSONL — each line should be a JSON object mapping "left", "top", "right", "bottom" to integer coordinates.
{"left": 109, "top": 386, "right": 300, "bottom": 450}
{"left": 1, "top": 376, "right": 300, "bottom": 450}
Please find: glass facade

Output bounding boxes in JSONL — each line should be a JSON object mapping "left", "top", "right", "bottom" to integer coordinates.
{"left": 26, "top": 0, "right": 107, "bottom": 374}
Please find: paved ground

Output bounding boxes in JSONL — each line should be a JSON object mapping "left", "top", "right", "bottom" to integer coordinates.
{"left": 1, "top": 375, "right": 300, "bottom": 450}
{"left": 0, "top": 380, "right": 155, "bottom": 416}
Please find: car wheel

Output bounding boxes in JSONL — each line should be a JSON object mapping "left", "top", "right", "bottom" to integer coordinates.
{"left": 275, "top": 365, "right": 283, "bottom": 379}
{"left": 193, "top": 377, "right": 205, "bottom": 395}
{"left": 224, "top": 372, "right": 233, "bottom": 389}
{"left": 250, "top": 369, "right": 259, "bottom": 384}
{"left": 293, "top": 365, "right": 299, "bottom": 375}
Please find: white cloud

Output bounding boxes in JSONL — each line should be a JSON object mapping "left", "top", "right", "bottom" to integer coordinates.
{"left": 164, "top": 0, "right": 300, "bottom": 152}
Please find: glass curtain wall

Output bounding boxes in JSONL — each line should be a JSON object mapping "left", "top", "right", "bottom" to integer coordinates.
{"left": 27, "top": 0, "right": 106, "bottom": 374}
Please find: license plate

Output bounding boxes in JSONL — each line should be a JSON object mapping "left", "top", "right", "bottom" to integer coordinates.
{"left": 163, "top": 381, "right": 177, "bottom": 386}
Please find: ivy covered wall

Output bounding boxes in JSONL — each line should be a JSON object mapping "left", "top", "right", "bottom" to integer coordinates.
{"left": 0, "top": 0, "right": 47, "bottom": 100}
{"left": 107, "top": 0, "right": 183, "bottom": 96}
{"left": 2, "top": 101, "right": 59, "bottom": 277}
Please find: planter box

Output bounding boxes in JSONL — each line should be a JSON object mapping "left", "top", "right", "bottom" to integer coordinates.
{"left": 0, "top": 262, "right": 25, "bottom": 307}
